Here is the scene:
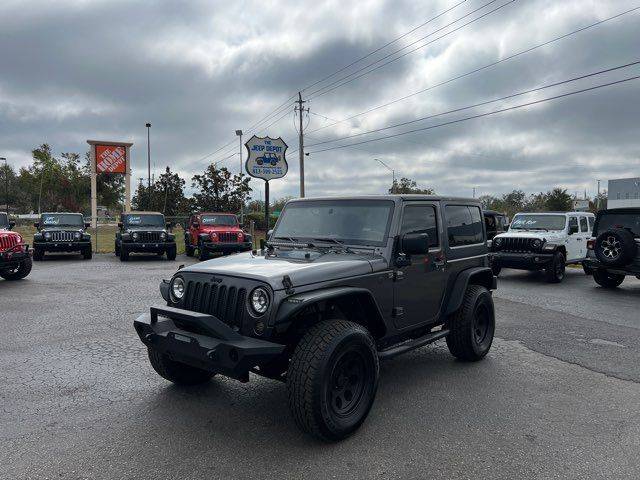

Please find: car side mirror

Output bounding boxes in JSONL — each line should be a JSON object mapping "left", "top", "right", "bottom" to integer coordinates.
{"left": 401, "top": 232, "right": 430, "bottom": 255}
{"left": 34, "top": 222, "right": 40, "bottom": 229}
{"left": 569, "top": 224, "right": 579, "bottom": 235}
{"left": 267, "top": 229, "right": 273, "bottom": 239}
{"left": 117, "top": 222, "right": 123, "bottom": 229}
{"left": 8, "top": 221, "right": 15, "bottom": 230}
{"left": 166, "top": 222, "right": 173, "bottom": 230}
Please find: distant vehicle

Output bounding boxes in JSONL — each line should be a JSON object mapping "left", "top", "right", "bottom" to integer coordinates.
{"left": 133, "top": 195, "right": 497, "bottom": 441}
{"left": 184, "top": 213, "right": 252, "bottom": 260}
{"left": 490, "top": 211, "right": 595, "bottom": 282}
{"left": 484, "top": 210, "right": 509, "bottom": 242}
{"left": 584, "top": 208, "right": 640, "bottom": 288}
{"left": 115, "top": 212, "right": 176, "bottom": 261}
{"left": 33, "top": 212, "right": 92, "bottom": 260}
{"left": 0, "top": 213, "right": 32, "bottom": 280}
{"left": 256, "top": 152, "right": 280, "bottom": 166}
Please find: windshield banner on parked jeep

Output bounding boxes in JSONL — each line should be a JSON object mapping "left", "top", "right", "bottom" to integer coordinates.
{"left": 244, "top": 135, "right": 288, "bottom": 181}
{"left": 95, "top": 144, "right": 127, "bottom": 174}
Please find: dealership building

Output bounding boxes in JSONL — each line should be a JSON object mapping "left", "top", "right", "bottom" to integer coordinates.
{"left": 608, "top": 177, "right": 640, "bottom": 208}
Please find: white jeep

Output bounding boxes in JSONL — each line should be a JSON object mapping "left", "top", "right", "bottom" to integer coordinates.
{"left": 489, "top": 211, "right": 595, "bottom": 283}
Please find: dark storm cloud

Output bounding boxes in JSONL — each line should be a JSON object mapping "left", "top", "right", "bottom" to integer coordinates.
{"left": 0, "top": 0, "right": 638, "bottom": 202}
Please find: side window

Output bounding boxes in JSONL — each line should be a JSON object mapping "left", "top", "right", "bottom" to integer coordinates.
{"left": 587, "top": 216, "right": 594, "bottom": 234}
{"left": 579, "top": 216, "right": 588, "bottom": 233}
{"left": 400, "top": 205, "right": 439, "bottom": 247}
{"left": 446, "top": 205, "right": 483, "bottom": 247}
{"left": 568, "top": 216, "right": 578, "bottom": 234}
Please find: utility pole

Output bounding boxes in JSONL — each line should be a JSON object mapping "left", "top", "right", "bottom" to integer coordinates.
{"left": 0, "top": 157, "right": 7, "bottom": 215}
{"left": 295, "top": 92, "right": 308, "bottom": 197}
{"left": 597, "top": 179, "right": 601, "bottom": 210}
{"left": 473, "top": 187, "right": 476, "bottom": 198}
{"left": 236, "top": 129, "right": 244, "bottom": 224}
{"left": 146, "top": 122, "right": 152, "bottom": 210}
{"left": 375, "top": 158, "right": 395, "bottom": 193}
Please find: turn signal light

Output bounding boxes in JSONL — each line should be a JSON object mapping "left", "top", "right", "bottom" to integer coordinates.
{"left": 587, "top": 239, "right": 595, "bottom": 250}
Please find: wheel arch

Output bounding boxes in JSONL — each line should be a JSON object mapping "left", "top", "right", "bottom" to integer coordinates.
{"left": 444, "top": 267, "right": 496, "bottom": 316}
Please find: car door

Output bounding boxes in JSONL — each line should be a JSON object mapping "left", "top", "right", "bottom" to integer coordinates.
{"left": 578, "top": 215, "right": 590, "bottom": 258}
{"left": 566, "top": 216, "right": 581, "bottom": 261}
{"left": 392, "top": 202, "right": 447, "bottom": 330}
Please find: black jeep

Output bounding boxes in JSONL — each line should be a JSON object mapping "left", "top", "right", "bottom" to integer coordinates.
{"left": 584, "top": 208, "right": 640, "bottom": 288}
{"left": 133, "top": 196, "right": 497, "bottom": 441}
{"left": 116, "top": 212, "right": 176, "bottom": 261}
{"left": 33, "top": 212, "right": 92, "bottom": 260}
{"left": 0, "top": 213, "right": 33, "bottom": 280}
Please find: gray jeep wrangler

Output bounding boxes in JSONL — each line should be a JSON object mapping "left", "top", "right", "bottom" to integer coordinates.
{"left": 134, "top": 196, "right": 497, "bottom": 441}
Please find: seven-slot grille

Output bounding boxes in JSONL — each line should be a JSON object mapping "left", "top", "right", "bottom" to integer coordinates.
{"left": 50, "top": 231, "right": 76, "bottom": 242}
{"left": 181, "top": 280, "right": 247, "bottom": 330}
{"left": 135, "top": 231, "right": 161, "bottom": 243}
{"left": 218, "top": 232, "right": 239, "bottom": 243}
{"left": 0, "top": 235, "right": 18, "bottom": 250}
{"left": 501, "top": 237, "right": 538, "bottom": 253}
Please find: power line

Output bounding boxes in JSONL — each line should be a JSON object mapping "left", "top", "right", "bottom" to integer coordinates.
{"left": 307, "top": 61, "right": 640, "bottom": 147}
{"left": 307, "top": 74, "right": 640, "bottom": 153}
{"left": 308, "top": 5, "right": 640, "bottom": 133}
{"left": 307, "top": 0, "right": 515, "bottom": 100}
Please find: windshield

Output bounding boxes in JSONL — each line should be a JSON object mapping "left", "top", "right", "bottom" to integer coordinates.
{"left": 201, "top": 215, "right": 237, "bottom": 226}
{"left": 596, "top": 212, "right": 640, "bottom": 237}
{"left": 0, "top": 213, "right": 8, "bottom": 228}
{"left": 510, "top": 214, "right": 566, "bottom": 231}
{"left": 123, "top": 214, "right": 165, "bottom": 227}
{"left": 273, "top": 200, "right": 394, "bottom": 246}
{"left": 41, "top": 213, "right": 84, "bottom": 228}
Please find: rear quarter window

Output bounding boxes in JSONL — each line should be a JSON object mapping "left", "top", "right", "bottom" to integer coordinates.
{"left": 446, "top": 205, "right": 484, "bottom": 247}
{"left": 596, "top": 212, "right": 640, "bottom": 237}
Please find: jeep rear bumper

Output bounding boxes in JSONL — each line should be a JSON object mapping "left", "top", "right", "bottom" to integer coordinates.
{"left": 583, "top": 258, "right": 640, "bottom": 276}
{"left": 202, "top": 241, "right": 252, "bottom": 252}
{"left": 134, "top": 306, "right": 285, "bottom": 382}
{"left": 491, "top": 251, "right": 554, "bottom": 270}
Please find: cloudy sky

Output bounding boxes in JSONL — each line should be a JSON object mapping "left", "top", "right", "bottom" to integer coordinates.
{"left": 1, "top": 0, "right": 639, "bottom": 202}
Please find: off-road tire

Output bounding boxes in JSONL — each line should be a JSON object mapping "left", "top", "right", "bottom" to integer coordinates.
{"left": 545, "top": 251, "right": 565, "bottom": 283}
{"left": 446, "top": 284, "right": 495, "bottom": 362}
{"left": 33, "top": 248, "right": 44, "bottom": 261}
{"left": 198, "top": 242, "right": 209, "bottom": 261}
{"left": 185, "top": 238, "right": 195, "bottom": 257}
{"left": 594, "top": 229, "right": 637, "bottom": 267}
{"left": 491, "top": 264, "right": 501, "bottom": 277}
{"left": 582, "top": 262, "right": 593, "bottom": 275}
{"left": 0, "top": 257, "right": 32, "bottom": 280}
{"left": 119, "top": 245, "right": 129, "bottom": 262}
{"left": 82, "top": 247, "right": 92, "bottom": 260}
{"left": 593, "top": 269, "right": 625, "bottom": 289}
{"left": 166, "top": 246, "right": 177, "bottom": 261}
{"left": 147, "top": 348, "right": 214, "bottom": 385}
{"left": 287, "top": 320, "right": 379, "bottom": 442}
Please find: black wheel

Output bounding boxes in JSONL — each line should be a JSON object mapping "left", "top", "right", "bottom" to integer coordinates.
{"left": 582, "top": 262, "right": 593, "bottom": 275}
{"left": 287, "top": 320, "right": 379, "bottom": 441}
{"left": 593, "top": 269, "right": 625, "bottom": 288}
{"left": 185, "top": 236, "right": 194, "bottom": 257}
{"left": 115, "top": 242, "right": 120, "bottom": 257}
{"left": 545, "top": 251, "right": 565, "bottom": 283}
{"left": 166, "top": 246, "right": 177, "bottom": 261}
{"left": 147, "top": 348, "right": 214, "bottom": 385}
{"left": 594, "top": 229, "right": 637, "bottom": 267}
{"left": 82, "top": 247, "right": 92, "bottom": 260}
{"left": 119, "top": 245, "right": 129, "bottom": 262}
{"left": 0, "top": 257, "right": 32, "bottom": 280}
{"left": 446, "top": 285, "right": 495, "bottom": 362}
{"left": 33, "top": 248, "right": 44, "bottom": 261}
{"left": 198, "top": 242, "right": 209, "bottom": 261}
{"left": 491, "top": 264, "right": 501, "bottom": 277}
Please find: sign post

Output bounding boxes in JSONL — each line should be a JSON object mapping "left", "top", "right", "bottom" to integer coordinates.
{"left": 87, "top": 140, "right": 133, "bottom": 229}
{"left": 244, "top": 135, "right": 288, "bottom": 230}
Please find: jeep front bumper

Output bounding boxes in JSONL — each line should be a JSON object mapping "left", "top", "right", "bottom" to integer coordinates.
{"left": 1, "top": 246, "right": 31, "bottom": 268}
{"left": 33, "top": 240, "right": 90, "bottom": 252}
{"left": 134, "top": 305, "right": 285, "bottom": 382}
{"left": 202, "top": 241, "right": 252, "bottom": 252}
{"left": 491, "top": 251, "right": 554, "bottom": 270}
{"left": 123, "top": 241, "right": 176, "bottom": 253}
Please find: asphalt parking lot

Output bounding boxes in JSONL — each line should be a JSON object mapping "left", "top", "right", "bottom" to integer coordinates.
{"left": 2, "top": 256, "right": 640, "bottom": 479}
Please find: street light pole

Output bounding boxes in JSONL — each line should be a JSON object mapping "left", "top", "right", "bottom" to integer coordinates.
{"left": 0, "top": 157, "right": 7, "bottom": 215}
{"left": 236, "top": 129, "right": 244, "bottom": 225}
{"left": 146, "top": 123, "right": 152, "bottom": 210}
{"left": 596, "top": 179, "right": 601, "bottom": 210}
{"left": 375, "top": 158, "right": 395, "bottom": 193}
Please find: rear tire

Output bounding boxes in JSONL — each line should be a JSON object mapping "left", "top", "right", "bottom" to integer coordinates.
{"left": 287, "top": 320, "right": 379, "bottom": 441}
{"left": 446, "top": 285, "right": 495, "bottom": 362}
{"left": 582, "top": 263, "right": 593, "bottom": 275}
{"left": 0, "top": 257, "right": 32, "bottom": 280}
{"left": 147, "top": 348, "right": 214, "bottom": 385}
{"left": 593, "top": 269, "right": 625, "bottom": 288}
{"left": 119, "top": 245, "right": 129, "bottom": 262}
{"left": 545, "top": 252, "right": 565, "bottom": 283}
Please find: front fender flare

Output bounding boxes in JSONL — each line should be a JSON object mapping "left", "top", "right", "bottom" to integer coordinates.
{"left": 444, "top": 267, "right": 496, "bottom": 316}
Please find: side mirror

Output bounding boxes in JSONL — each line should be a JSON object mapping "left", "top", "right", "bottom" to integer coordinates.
{"left": 117, "top": 222, "right": 123, "bottom": 229}
{"left": 267, "top": 229, "right": 274, "bottom": 239}
{"left": 401, "top": 232, "right": 430, "bottom": 255}
{"left": 8, "top": 221, "right": 15, "bottom": 230}
{"left": 166, "top": 222, "right": 173, "bottom": 230}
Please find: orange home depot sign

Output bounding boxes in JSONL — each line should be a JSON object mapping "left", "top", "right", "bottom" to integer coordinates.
{"left": 95, "top": 144, "right": 127, "bottom": 174}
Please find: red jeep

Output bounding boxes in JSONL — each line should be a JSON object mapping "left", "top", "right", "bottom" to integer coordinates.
{"left": 0, "top": 213, "right": 33, "bottom": 281}
{"left": 185, "top": 213, "right": 253, "bottom": 260}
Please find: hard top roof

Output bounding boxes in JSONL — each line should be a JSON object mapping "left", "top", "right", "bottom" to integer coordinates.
{"left": 287, "top": 194, "right": 480, "bottom": 203}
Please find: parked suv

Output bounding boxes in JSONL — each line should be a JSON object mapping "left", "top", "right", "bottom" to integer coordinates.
{"left": 185, "top": 213, "right": 253, "bottom": 260}
{"left": 490, "top": 211, "right": 594, "bottom": 282}
{"left": 116, "top": 212, "right": 176, "bottom": 261}
{"left": 584, "top": 208, "right": 640, "bottom": 288}
{"left": 484, "top": 210, "right": 508, "bottom": 243}
{"left": 0, "top": 213, "right": 32, "bottom": 280}
{"left": 134, "top": 195, "right": 497, "bottom": 441}
{"left": 33, "top": 212, "right": 92, "bottom": 260}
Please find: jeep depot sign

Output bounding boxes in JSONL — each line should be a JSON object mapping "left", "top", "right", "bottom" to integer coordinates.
{"left": 95, "top": 144, "right": 127, "bottom": 174}
{"left": 244, "top": 135, "right": 288, "bottom": 181}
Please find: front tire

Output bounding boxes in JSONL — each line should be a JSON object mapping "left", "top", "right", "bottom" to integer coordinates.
{"left": 198, "top": 242, "right": 209, "bottom": 261}
{"left": 33, "top": 248, "right": 44, "bottom": 261}
{"left": 0, "top": 257, "right": 33, "bottom": 280}
{"left": 147, "top": 348, "right": 214, "bottom": 385}
{"left": 582, "top": 262, "right": 593, "bottom": 275}
{"left": 166, "top": 246, "right": 177, "bottom": 261}
{"left": 287, "top": 320, "right": 379, "bottom": 441}
{"left": 593, "top": 269, "right": 625, "bottom": 288}
{"left": 119, "top": 245, "right": 129, "bottom": 262}
{"left": 545, "top": 252, "right": 565, "bottom": 283}
{"left": 82, "top": 247, "right": 92, "bottom": 260}
{"left": 446, "top": 285, "right": 495, "bottom": 361}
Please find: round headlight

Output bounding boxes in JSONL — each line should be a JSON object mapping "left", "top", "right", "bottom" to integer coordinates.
{"left": 74, "top": 232, "right": 81, "bottom": 240}
{"left": 170, "top": 276, "right": 185, "bottom": 303}
{"left": 494, "top": 237, "right": 503, "bottom": 247}
{"left": 160, "top": 232, "right": 167, "bottom": 240}
{"left": 250, "top": 287, "right": 270, "bottom": 316}
{"left": 44, "top": 232, "right": 51, "bottom": 240}
{"left": 132, "top": 232, "right": 139, "bottom": 240}
{"left": 532, "top": 239, "right": 543, "bottom": 249}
